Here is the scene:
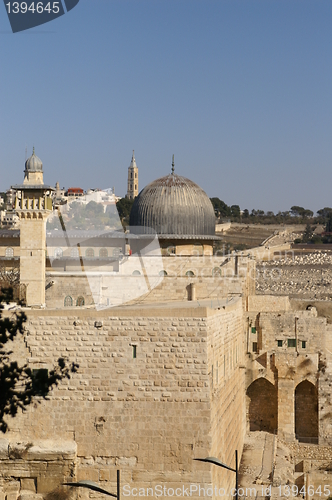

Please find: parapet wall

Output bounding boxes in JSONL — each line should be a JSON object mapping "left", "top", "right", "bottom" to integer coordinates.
{"left": 45, "top": 255, "right": 255, "bottom": 309}
{"left": 248, "top": 295, "right": 291, "bottom": 312}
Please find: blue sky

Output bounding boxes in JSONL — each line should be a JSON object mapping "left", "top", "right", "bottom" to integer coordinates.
{"left": 1, "top": 0, "right": 332, "bottom": 214}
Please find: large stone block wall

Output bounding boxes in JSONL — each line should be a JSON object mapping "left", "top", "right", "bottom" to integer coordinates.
{"left": 207, "top": 300, "right": 246, "bottom": 497}
{"left": 0, "top": 440, "right": 76, "bottom": 495}
{"left": 2, "top": 301, "right": 245, "bottom": 500}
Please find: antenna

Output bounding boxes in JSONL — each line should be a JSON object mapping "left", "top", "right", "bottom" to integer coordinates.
{"left": 25, "top": 145, "right": 27, "bottom": 161}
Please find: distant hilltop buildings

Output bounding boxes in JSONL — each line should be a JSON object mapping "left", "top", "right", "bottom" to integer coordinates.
{"left": 1, "top": 149, "right": 133, "bottom": 228}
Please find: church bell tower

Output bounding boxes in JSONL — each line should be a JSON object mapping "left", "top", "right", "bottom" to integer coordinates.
{"left": 126, "top": 150, "right": 138, "bottom": 199}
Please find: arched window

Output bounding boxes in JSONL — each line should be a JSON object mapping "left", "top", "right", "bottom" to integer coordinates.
{"left": 159, "top": 270, "right": 167, "bottom": 276}
{"left": 99, "top": 248, "right": 108, "bottom": 258}
{"left": 71, "top": 247, "right": 79, "bottom": 258}
{"left": 85, "top": 248, "right": 94, "bottom": 257}
{"left": 54, "top": 248, "right": 63, "bottom": 258}
{"left": 64, "top": 295, "right": 73, "bottom": 307}
{"left": 212, "top": 267, "right": 221, "bottom": 277}
{"left": 185, "top": 270, "right": 195, "bottom": 277}
{"left": 5, "top": 247, "right": 14, "bottom": 257}
{"left": 76, "top": 296, "right": 85, "bottom": 307}
{"left": 132, "top": 270, "right": 141, "bottom": 276}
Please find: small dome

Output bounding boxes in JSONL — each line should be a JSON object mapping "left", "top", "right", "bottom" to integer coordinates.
{"left": 129, "top": 173, "right": 215, "bottom": 236}
{"left": 25, "top": 147, "right": 43, "bottom": 172}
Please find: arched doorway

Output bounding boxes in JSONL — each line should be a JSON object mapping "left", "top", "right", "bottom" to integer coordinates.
{"left": 295, "top": 380, "right": 318, "bottom": 443}
{"left": 246, "top": 378, "right": 277, "bottom": 433}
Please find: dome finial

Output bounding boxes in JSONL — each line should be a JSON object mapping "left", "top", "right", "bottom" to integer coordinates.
{"left": 171, "top": 154, "right": 174, "bottom": 175}
{"left": 33, "top": 146, "right": 35, "bottom": 155}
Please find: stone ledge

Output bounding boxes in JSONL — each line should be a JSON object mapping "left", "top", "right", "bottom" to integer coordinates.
{"left": 26, "top": 440, "right": 77, "bottom": 461}
{"left": 1, "top": 440, "right": 76, "bottom": 461}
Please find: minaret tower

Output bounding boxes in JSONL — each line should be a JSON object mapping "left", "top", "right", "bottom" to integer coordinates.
{"left": 126, "top": 150, "right": 138, "bottom": 199}
{"left": 12, "top": 148, "right": 54, "bottom": 307}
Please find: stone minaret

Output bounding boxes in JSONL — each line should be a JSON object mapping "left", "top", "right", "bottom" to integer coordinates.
{"left": 12, "top": 148, "right": 54, "bottom": 307}
{"left": 126, "top": 150, "right": 138, "bottom": 199}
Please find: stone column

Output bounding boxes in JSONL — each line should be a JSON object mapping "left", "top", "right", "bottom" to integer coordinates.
{"left": 275, "top": 352, "right": 297, "bottom": 441}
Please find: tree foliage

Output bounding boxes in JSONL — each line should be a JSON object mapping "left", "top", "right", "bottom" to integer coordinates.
{"left": 290, "top": 206, "right": 314, "bottom": 218}
{"left": 326, "top": 213, "right": 332, "bottom": 233}
{"left": 0, "top": 288, "right": 78, "bottom": 433}
{"left": 210, "top": 198, "right": 231, "bottom": 218}
{"left": 302, "top": 224, "right": 314, "bottom": 243}
{"left": 116, "top": 198, "right": 135, "bottom": 226}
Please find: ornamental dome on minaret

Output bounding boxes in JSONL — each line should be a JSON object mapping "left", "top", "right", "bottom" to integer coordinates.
{"left": 25, "top": 147, "right": 43, "bottom": 173}
{"left": 23, "top": 147, "right": 44, "bottom": 185}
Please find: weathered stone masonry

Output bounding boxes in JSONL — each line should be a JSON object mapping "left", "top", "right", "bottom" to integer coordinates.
{"left": 3, "top": 299, "right": 246, "bottom": 500}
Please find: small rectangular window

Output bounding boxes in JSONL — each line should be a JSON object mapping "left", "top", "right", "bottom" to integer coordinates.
{"left": 301, "top": 341, "right": 306, "bottom": 349}
{"left": 32, "top": 369, "right": 49, "bottom": 395}
{"left": 132, "top": 345, "right": 137, "bottom": 358}
{"left": 277, "top": 340, "right": 283, "bottom": 347}
{"left": 288, "top": 339, "right": 296, "bottom": 348}
{"left": 251, "top": 327, "right": 256, "bottom": 334}
{"left": 252, "top": 342, "right": 258, "bottom": 353}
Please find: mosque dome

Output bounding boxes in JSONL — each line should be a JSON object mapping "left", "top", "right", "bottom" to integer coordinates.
{"left": 129, "top": 172, "right": 216, "bottom": 237}
{"left": 25, "top": 147, "right": 43, "bottom": 172}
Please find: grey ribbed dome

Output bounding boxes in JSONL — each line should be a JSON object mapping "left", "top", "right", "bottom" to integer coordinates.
{"left": 25, "top": 147, "right": 43, "bottom": 172}
{"left": 129, "top": 174, "right": 216, "bottom": 236}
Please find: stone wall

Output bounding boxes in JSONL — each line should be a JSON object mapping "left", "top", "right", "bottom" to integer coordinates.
{"left": 0, "top": 440, "right": 76, "bottom": 495}
{"left": 248, "top": 295, "right": 291, "bottom": 312}
{"left": 45, "top": 256, "right": 255, "bottom": 309}
{"left": 243, "top": 303, "right": 332, "bottom": 443}
{"left": 208, "top": 300, "right": 246, "bottom": 496}
{"left": 2, "top": 300, "right": 246, "bottom": 500}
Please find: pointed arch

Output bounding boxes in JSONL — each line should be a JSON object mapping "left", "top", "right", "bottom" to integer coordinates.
{"left": 246, "top": 378, "right": 277, "bottom": 433}
{"left": 295, "top": 380, "right": 318, "bottom": 443}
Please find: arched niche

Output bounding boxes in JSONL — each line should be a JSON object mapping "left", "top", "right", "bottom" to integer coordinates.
{"left": 246, "top": 378, "right": 277, "bottom": 433}
{"left": 295, "top": 380, "right": 318, "bottom": 443}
